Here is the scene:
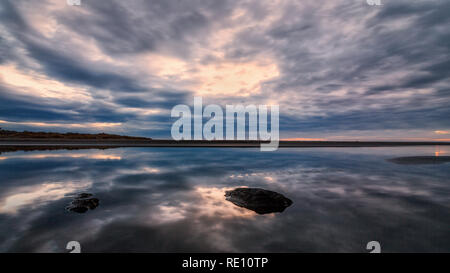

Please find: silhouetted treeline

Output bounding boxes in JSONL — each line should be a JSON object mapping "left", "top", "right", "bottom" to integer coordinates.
{"left": 0, "top": 128, "right": 151, "bottom": 140}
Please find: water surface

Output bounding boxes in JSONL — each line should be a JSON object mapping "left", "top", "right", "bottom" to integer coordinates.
{"left": 0, "top": 146, "right": 449, "bottom": 252}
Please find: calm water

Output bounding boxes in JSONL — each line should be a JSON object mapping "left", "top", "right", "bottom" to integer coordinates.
{"left": 0, "top": 146, "right": 449, "bottom": 252}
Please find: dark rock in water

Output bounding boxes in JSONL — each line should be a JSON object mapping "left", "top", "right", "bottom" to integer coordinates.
{"left": 225, "top": 188, "right": 293, "bottom": 214}
{"left": 66, "top": 193, "right": 99, "bottom": 213}
{"left": 387, "top": 156, "right": 450, "bottom": 165}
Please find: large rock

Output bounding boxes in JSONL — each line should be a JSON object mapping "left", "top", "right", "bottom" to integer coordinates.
{"left": 225, "top": 188, "right": 293, "bottom": 214}
{"left": 66, "top": 193, "right": 99, "bottom": 213}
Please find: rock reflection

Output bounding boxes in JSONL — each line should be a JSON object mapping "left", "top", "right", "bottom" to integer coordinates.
{"left": 388, "top": 156, "right": 450, "bottom": 165}
{"left": 225, "top": 188, "right": 293, "bottom": 214}
{"left": 66, "top": 193, "right": 99, "bottom": 213}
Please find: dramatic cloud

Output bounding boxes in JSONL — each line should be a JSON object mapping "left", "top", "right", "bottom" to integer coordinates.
{"left": 0, "top": 0, "right": 449, "bottom": 139}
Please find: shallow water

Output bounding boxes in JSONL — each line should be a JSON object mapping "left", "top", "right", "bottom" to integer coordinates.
{"left": 0, "top": 146, "right": 449, "bottom": 252}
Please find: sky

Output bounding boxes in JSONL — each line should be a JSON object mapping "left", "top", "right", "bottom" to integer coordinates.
{"left": 0, "top": 0, "right": 449, "bottom": 140}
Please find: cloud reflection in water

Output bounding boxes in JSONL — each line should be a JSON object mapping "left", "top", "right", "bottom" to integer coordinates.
{"left": 0, "top": 147, "right": 449, "bottom": 252}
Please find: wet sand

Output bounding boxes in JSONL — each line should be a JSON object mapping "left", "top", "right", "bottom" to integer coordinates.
{"left": 388, "top": 156, "right": 450, "bottom": 165}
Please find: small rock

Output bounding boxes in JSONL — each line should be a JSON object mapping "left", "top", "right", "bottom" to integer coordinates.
{"left": 66, "top": 193, "right": 99, "bottom": 213}
{"left": 225, "top": 188, "right": 293, "bottom": 214}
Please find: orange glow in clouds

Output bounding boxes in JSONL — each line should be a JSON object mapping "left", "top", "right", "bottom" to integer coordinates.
{"left": 0, "top": 64, "right": 91, "bottom": 101}
{"left": 144, "top": 54, "right": 280, "bottom": 97}
{"left": 0, "top": 120, "right": 121, "bottom": 129}
{"left": 195, "top": 60, "right": 279, "bottom": 96}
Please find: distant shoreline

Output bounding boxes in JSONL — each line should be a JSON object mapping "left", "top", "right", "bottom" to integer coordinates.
{"left": 1, "top": 139, "right": 450, "bottom": 147}
{"left": 2, "top": 129, "right": 449, "bottom": 148}
{"left": 1, "top": 139, "right": 449, "bottom": 154}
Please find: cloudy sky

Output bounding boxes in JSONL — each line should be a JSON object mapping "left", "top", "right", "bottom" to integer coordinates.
{"left": 0, "top": 0, "right": 449, "bottom": 140}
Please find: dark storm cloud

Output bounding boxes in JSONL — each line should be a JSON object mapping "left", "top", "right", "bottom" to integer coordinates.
{"left": 0, "top": 0, "right": 149, "bottom": 93}
{"left": 0, "top": 0, "right": 220, "bottom": 136}
{"left": 280, "top": 104, "right": 450, "bottom": 133}
{"left": 0, "top": 84, "right": 139, "bottom": 126}
{"left": 0, "top": 0, "right": 27, "bottom": 32}
{"left": 114, "top": 89, "right": 190, "bottom": 108}
{"left": 0, "top": 87, "right": 78, "bottom": 122}
{"left": 279, "top": 1, "right": 448, "bottom": 92}
{"left": 224, "top": 0, "right": 450, "bottom": 135}
{"left": 0, "top": 36, "right": 10, "bottom": 64}
{"left": 58, "top": 0, "right": 234, "bottom": 57}
{"left": 23, "top": 41, "right": 147, "bottom": 93}
{"left": 0, "top": 0, "right": 449, "bottom": 138}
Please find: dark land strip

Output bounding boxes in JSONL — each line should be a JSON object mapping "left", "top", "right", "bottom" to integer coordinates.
{"left": 1, "top": 139, "right": 450, "bottom": 154}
